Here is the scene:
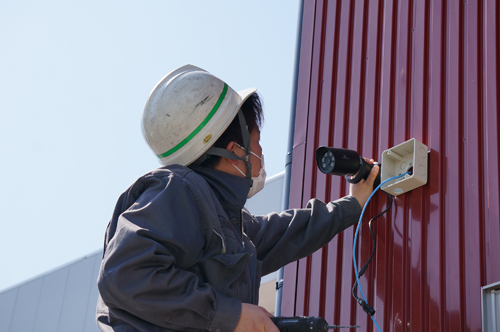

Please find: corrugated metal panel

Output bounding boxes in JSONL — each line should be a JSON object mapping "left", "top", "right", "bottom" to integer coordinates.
{"left": 282, "top": 1, "right": 500, "bottom": 331}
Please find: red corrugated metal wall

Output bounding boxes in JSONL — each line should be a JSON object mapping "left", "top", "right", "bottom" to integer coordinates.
{"left": 282, "top": 1, "right": 500, "bottom": 331}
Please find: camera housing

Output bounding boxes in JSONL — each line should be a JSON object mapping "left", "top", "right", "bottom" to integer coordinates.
{"left": 315, "top": 146, "right": 380, "bottom": 188}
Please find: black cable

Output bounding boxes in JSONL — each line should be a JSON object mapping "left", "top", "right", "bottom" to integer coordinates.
{"left": 352, "top": 192, "right": 394, "bottom": 302}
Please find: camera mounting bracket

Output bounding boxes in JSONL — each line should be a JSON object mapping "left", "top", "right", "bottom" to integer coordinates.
{"left": 381, "top": 138, "right": 428, "bottom": 196}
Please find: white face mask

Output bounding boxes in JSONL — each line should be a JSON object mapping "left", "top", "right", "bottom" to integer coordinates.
{"left": 232, "top": 147, "right": 267, "bottom": 198}
{"left": 247, "top": 154, "right": 266, "bottom": 198}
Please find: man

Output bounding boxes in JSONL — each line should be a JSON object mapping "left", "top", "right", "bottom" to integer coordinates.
{"left": 96, "top": 65, "right": 378, "bottom": 332}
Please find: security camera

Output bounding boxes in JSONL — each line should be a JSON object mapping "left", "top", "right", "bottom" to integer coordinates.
{"left": 315, "top": 146, "right": 381, "bottom": 189}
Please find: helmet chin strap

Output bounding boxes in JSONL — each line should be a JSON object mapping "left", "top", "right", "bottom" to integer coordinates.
{"left": 193, "top": 110, "right": 253, "bottom": 180}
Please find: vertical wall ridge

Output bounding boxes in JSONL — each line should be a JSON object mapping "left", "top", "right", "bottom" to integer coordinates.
{"left": 482, "top": 0, "right": 500, "bottom": 286}
{"left": 476, "top": 0, "right": 487, "bottom": 291}
{"left": 333, "top": 234, "right": 344, "bottom": 325}
{"left": 388, "top": 0, "right": 398, "bottom": 150}
{"left": 367, "top": 0, "right": 386, "bottom": 327}
{"left": 421, "top": 0, "right": 431, "bottom": 330}
{"left": 341, "top": 0, "right": 356, "bottom": 149}
{"left": 357, "top": 0, "right": 369, "bottom": 154}
{"left": 496, "top": 0, "right": 500, "bottom": 284}
{"left": 458, "top": 0, "right": 468, "bottom": 329}
{"left": 405, "top": 0, "right": 414, "bottom": 139}
{"left": 371, "top": 0, "right": 385, "bottom": 157}
{"left": 318, "top": 246, "right": 328, "bottom": 318}
{"left": 315, "top": 0, "right": 330, "bottom": 319}
{"left": 438, "top": 1, "right": 448, "bottom": 331}
{"left": 497, "top": 0, "right": 500, "bottom": 206}
{"left": 381, "top": 1, "right": 400, "bottom": 328}
{"left": 327, "top": 0, "right": 343, "bottom": 151}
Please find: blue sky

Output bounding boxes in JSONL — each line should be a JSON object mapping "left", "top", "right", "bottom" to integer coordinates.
{"left": 0, "top": 0, "right": 300, "bottom": 291}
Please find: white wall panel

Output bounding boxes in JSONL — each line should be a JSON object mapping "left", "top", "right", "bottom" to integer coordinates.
{"left": 245, "top": 172, "right": 285, "bottom": 216}
{"left": 0, "top": 288, "right": 17, "bottom": 331}
{"left": 83, "top": 253, "right": 103, "bottom": 332}
{"left": 10, "top": 278, "right": 43, "bottom": 331}
{"left": 33, "top": 267, "right": 70, "bottom": 332}
{"left": 58, "top": 254, "right": 99, "bottom": 332}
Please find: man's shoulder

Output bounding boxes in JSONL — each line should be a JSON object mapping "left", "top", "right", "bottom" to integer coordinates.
{"left": 135, "top": 164, "right": 210, "bottom": 194}
{"left": 133, "top": 164, "right": 195, "bottom": 181}
{"left": 145, "top": 164, "right": 190, "bottom": 177}
{"left": 115, "top": 165, "right": 212, "bottom": 211}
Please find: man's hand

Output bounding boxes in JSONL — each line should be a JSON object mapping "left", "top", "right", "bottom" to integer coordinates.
{"left": 234, "top": 303, "right": 278, "bottom": 332}
{"left": 349, "top": 158, "right": 379, "bottom": 208}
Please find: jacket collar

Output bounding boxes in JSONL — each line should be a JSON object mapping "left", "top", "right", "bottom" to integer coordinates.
{"left": 189, "top": 165, "right": 251, "bottom": 209}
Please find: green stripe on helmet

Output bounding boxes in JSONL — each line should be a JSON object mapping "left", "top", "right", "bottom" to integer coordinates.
{"left": 157, "top": 83, "right": 228, "bottom": 159}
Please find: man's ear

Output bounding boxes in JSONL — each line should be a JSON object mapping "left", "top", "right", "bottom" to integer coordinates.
{"left": 224, "top": 141, "right": 238, "bottom": 165}
{"left": 226, "top": 141, "right": 235, "bottom": 151}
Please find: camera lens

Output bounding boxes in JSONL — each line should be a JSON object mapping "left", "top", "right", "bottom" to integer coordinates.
{"left": 320, "top": 150, "right": 335, "bottom": 173}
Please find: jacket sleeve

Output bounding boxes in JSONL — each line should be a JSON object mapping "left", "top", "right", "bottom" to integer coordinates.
{"left": 97, "top": 174, "right": 241, "bottom": 332}
{"left": 243, "top": 195, "right": 362, "bottom": 276}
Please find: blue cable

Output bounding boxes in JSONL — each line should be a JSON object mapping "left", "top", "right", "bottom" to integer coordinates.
{"left": 352, "top": 172, "right": 409, "bottom": 332}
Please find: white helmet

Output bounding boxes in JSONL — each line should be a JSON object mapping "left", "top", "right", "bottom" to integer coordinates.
{"left": 142, "top": 65, "right": 256, "bottom": 167}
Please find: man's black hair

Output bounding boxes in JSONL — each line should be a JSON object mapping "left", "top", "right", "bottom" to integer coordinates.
{"left": 200, "top": 92, "right": 263, "bottom": 169}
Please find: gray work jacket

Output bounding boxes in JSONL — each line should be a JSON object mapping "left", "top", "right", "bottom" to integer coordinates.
{"left": 96, "top": 165, "right": 361, "bottom": 332}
